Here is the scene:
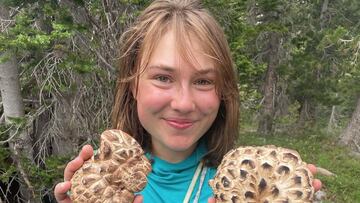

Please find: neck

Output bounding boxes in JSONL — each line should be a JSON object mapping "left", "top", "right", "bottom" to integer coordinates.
{"left": 152, "top": 143, "right": 198, "bottom": 163}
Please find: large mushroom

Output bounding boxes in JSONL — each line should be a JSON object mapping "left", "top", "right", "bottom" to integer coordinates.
{"left": 209, "top": 145, "right": 314, "bottom": 203}
{"left": 70, "top": 130, "right": 151, "bottom": 203}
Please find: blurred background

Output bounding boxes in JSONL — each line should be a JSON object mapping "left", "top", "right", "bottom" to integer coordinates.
{"left": 0, "top": 0, "right": 359, "bottom": 202}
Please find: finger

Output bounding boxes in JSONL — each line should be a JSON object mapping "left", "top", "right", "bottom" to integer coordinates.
{"left": 64, "top": 156, "right": 84, "bottom": 181}
{"left": 54, "top": 181, "right": 72, "bottom": 203}
{"left": 79, "top": 144, "right": 93, "bottom": 160}
{"left": 64, "top": 145, "right": 93, "bottom": 181}
{"left": 307, "top": 164, "right": 317, "bottom": 175}
{"left": 133, "top": 195, "right": 143, "bottom": 203}
{"left": 208, "top": 197, "right": 216, "bottom": 203}
{"left": 313, "top": 179, "right": 322, "bottom": 192}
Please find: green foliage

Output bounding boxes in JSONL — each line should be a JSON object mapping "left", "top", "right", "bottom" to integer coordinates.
{"left": 2, "top": 0, "right": 91, "bottom": 52}
{"left": 0, "top": 166, "right": 17, "bottom": 184}
{"left": 59, "top": 53, "right": 98, "bottom": 74}
{"left": 120, "top": 0, "right": 150, "bottom": 4}
{"left": 25, "top": 155, "right": 70, "bottom": 190}
{"left": 239, "top": 131, "right": 360, "bottom": 203}
{"left": 317, "top": 27, "right": 348, "bottom": 50}
{"left": 73, "top": 0, "right": 85, "bottom": 6}
{"left": 1, "top": 0, "right": 38, "bottom": 7}
{"left": 5, "top": 116, "right": 27, "bottom": 127}
{"left": 0, "top": 4, "right": 76, "bottom": 54}
{"left": 0, "top": 51, "right": 11, "bottom": 63}
{"left": 0, "top": 125, "right": 12, "bottom": 177}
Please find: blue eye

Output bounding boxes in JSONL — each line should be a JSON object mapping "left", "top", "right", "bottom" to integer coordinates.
{"left": 195, "top": 79, "right": 212, "bottom": 85}
{"left": 155, "top": 75, "right": 171, "bottom": 83}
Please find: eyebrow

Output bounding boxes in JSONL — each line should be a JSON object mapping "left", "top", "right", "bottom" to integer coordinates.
{"left": 148, "top": 64, "right": 216, "bottom": 75}
{"left": 148, "top": 65, "right": 175, "bottom": 72}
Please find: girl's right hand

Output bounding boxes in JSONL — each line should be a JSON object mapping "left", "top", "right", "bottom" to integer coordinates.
{"left": 53, "top": 145, "right": 144, "bottom": 203}
{"left": 54, "top": 144, "right": 94, "bottom": 203}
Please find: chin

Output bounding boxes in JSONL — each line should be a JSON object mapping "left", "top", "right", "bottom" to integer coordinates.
{"left": 166, "top": 139, "right": 197, "bottom": 152}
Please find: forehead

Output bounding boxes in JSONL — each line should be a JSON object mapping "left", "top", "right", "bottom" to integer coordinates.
{"left": 144, "top": 30, "right": 216, "bottom": 73}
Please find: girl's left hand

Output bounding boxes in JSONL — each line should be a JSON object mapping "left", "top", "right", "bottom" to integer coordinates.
{"left": 208, "top": 164, "right": 322, "bottom": 203}
{"left": 307, "top": 164, "right": 323, "bottom": 191}
{"left": 208, "top": 197, "right": 216, "bottom": 203}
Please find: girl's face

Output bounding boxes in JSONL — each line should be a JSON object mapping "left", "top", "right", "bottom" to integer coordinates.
{"left": 134, "top": 30, "right": 220, "bottom": 163}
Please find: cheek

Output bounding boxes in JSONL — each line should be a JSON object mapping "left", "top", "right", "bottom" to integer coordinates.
{"left": 135, "top": 83, "right": 171, "bottom": 116}
{"left": 137, "top": 96, "right": 163, "bottom": 118}
{"left": 196, "top": 92, "right": 221, "bottom": 115}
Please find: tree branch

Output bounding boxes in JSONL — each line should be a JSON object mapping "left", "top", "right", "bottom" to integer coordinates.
{"left": 353, "top": 140, "right": 360, "bottom": 152}
{"left": 0, "top": 125, "right": 19, "bottom": 144}
{"left": 83, "top": 2, "right": 101, "bottom": 31}
{"left": 0, "top": 113, "right": 4, "bottom": 124}
{"left": 339, "top": 38, "right": 354, "bottom": 43}
{"left": 317, "top": 166, "right": 336, "bottom": 177}
{"left": 76, "top": 32, "right": 116, "bottom": 72}
{"left": 9, "top": 3, "right": 26, "bottom": 18}
{"left": 320, "top": 0, "right": 329, "bottom": 30}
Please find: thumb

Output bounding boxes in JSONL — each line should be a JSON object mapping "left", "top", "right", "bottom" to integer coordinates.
{"left": 208, "top": 197, "right": 216, "bottom": 203}
{"left": 133, "top": 195, "right": 143, "bottom": 203}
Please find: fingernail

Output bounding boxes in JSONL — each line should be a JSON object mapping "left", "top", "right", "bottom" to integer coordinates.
{"left": 59, "top": 182, "right": 65, "bottom": 189}
{"left": 67, "top": 190, "right": 72, "bottom": 196}
{"left": 61, "top": 181, "right": 70, "bottom": 188}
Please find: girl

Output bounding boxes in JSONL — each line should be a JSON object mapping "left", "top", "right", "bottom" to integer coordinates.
{"left": 54, "top": 0, "right": 321, "bottom": 202}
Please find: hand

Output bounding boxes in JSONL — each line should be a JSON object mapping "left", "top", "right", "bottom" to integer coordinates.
{"left": 207, "top": 164, "right": 322, "bottom": 203}
{"left": 53, "top": 145, "right": 144, "bottom": 203}
{"left": 54, "top": 144, "right": 94, "bottom": 203}
{"left": 307, "top": 164, "right": 322, "bottom": 191}
{"left": 208, "top": 197, "right": 216, "bottom": 203}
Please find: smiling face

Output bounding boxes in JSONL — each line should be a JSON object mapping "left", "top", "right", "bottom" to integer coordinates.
{"left": 113, "top": 0, "right": 239, "bottom": 167}
{"left": 133, "top": 30, "right": 220, "bottom": 163}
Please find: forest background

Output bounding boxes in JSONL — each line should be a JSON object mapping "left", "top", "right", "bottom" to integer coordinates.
{"left": 0, "top": 0, "right": 359, "bottom": 202}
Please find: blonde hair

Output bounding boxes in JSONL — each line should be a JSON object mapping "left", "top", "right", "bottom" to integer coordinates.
{"left": 111, "top": 0, "right": 239, "bottom": 167}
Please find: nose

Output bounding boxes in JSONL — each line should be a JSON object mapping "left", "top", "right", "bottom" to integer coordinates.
{"left": 170, "top": 86, "right": 195, "bottom": 113}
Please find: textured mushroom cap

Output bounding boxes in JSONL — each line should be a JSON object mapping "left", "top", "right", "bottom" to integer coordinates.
{"left": 70, "top": 130, "right": 151, "bottom": 203}
{"left": 209, "top": 145, "right": 314, "bottom": 203}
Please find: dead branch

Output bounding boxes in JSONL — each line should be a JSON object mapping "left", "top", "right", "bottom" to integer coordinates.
{"left": 351, "top": 41, "right": 360, "bottom": 65}
{"left": 76, "top": 33, "right": 115, "bottom": 72}
{"left": 0, "top": 175, "right": 19, "bottom": 202}
{"left": 0, "top": 114, "right": 4, "bottom": 124}
{"left": 83, "top": 2, "right": 101, "bottom": 31}
{"left": 353, "top": 140, "right": 360, "bottom": 152}
{"left": 0, "top": 17, "right": 14, "bottom": 32}
{"left": 349, "top": 151, "right": 360, "bottom": 159}
{"left": 0, "top": 125, "right": 19, "bottom": 144}
{"left": 9, "top": 3, "right": 25, "bottom": 18}
{"left": 317, "top": 166, "right": 336, "bottom": 177}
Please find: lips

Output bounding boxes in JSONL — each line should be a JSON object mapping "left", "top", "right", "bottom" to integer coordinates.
{"left": 165, "top": 118, "right": 194, "bottom": 129}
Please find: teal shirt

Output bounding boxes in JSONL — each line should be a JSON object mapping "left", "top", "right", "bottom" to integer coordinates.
{"left": 139, "top": 143, "right": 217, "bottom": 203}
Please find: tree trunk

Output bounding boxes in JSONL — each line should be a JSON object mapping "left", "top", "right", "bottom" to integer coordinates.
{"left": 339, "top": 97, "right": 360, "bottom": 153}
{"left": 258, "top": 32, "right": 280, "bottom": 135}
{"left": 51, "top": 92, "right": 81, "bottom": 156}
{"left": 297, "top": 98, "right": 316, "bottom": 127}
{"left": 320, "top": 0, "right": 329, "bottom": 30}
{"left": 327, "top": 93, "right": 338, "bottom": 133}
{"left": 0, "top": 6, "right": 36, "bottom": 202}
{"left": 0, "top": 56, "right": 24, "bottom": 120}
{"left": 0, "top": 55, "right": 37, "bottom": 202}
